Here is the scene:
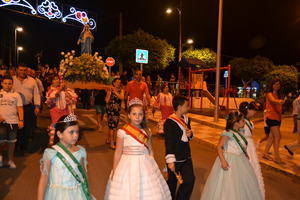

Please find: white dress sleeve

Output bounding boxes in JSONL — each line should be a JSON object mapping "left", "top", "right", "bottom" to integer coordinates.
{"left": 77, "top": 145, "right": 88, "bottom": 170}
{"left": 117, "top": 129, "right": 127, "bottom": 139}
{"left": 40, "top": 148, "right": 56, "bottom": 175}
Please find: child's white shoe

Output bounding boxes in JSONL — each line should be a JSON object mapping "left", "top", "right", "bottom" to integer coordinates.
{"left": 8, "top": 160, "right": 16, "bottom": 169}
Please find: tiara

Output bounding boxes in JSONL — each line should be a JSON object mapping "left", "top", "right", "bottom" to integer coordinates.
{"left": 128, "top": 97, "right": 143, "bottom": 107}
{"left": 62, "top": 114, "right": 78, "bottom": 123}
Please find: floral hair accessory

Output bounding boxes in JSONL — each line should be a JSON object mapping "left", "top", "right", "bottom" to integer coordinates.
{"left": 128, "top": 97, "right": 143, "bottom": 107}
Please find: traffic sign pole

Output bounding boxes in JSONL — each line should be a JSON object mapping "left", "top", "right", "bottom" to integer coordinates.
{"left": 105, "top": 57, "right": 115, "bottom": 77}
{"left": 140, "top": 63, "right": 143, "bottom": 72}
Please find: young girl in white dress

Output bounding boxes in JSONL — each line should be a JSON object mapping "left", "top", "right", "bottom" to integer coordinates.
{"left": 37, "top": 114, "right": 94, "bottom": 200}
{"left": 239, "top": 101, "right": 265, "bottom": 199}
{"left": 104, "top": 98, "right": 171, "bottom": 200}
{"left": 200, "top": 111, "right": 263, "bottom": 200}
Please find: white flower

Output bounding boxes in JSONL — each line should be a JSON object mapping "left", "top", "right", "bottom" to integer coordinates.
{"left": 67, "top": 52, "right": 71, "bottom": 56}
{"left": 61, "top": 52, "right": 65, "bottom": 56}
{"left": 71, "top": 50, "right": 75, "bottom": 54}
{"left": 103, "top": 67, "right": 108, "bottom": 73}
{"left": 69, "top": 56, "right": 73, "bottom": 60}
{"left": 69, "top": 62, "right": 73, "bottom": 66}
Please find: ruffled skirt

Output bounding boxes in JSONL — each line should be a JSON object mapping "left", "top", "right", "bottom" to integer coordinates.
{"left": 247, "top": 137, "right": 265, "bottom": 199}
{"left": 200, "top": 153, "right": 263, "bottom": 200}
{"left": 45, "top": 184, "right": 87, "bottom": 200}
{"left": 104, "top": 154, "right": 171, "bottom": 200}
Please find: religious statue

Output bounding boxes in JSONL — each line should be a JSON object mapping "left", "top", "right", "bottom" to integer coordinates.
{"left": 77, "top": 24, "right": 94, "bottom": 55}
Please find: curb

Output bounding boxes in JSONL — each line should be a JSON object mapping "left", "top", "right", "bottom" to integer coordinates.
{"left": 189, "top": 115, "right": 293, "bottom": 130}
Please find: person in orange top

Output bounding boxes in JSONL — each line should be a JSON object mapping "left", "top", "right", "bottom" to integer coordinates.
{"left": 263, "top": 79, "right": 285, "bottom": 164}
{"left": 125, "top": 69, "right": 151, "bottom": 107}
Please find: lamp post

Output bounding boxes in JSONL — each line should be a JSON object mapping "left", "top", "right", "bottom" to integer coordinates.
{"left": 14, "top": 26, "right": 23, "bottom": 68}
{"left": 214, "top": 0, "right": 224, "bottom": 122}
{"left": 166, "top": 0, "right": 182, "bottom": 81}
{"left": 17, "top": 46, "right": 23, "bottom": 65}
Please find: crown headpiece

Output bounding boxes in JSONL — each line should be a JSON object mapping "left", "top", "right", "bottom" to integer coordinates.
{"left": 128, "top": 97, "right": 143, "bottom": 107}
{"left": 61, "top": 114, "right": 77, "bottom": 123}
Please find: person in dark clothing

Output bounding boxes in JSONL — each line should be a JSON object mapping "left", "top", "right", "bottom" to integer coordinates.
{"left": 120, "top": 71, "right": 128, "bottom": 86}
{"left": 164, "top": 95, "right": 195, "bottom": 200}
{"left": 94, "top": 89, "right": 107, "bottom": 131}
{"left": 81, "top": 89, "right": 90, "bottom": 109}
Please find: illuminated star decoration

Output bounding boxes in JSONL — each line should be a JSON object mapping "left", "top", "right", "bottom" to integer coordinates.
{"left": 0, "top": 0, "right": 37, "bottom": 14}
{"left": 37, "top": 0, "right": 62, "bottom": 19}
{"left": 62, "top": 7, "right": 96, "bottom": 30}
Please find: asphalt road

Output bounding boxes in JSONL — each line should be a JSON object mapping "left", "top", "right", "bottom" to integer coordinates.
{"left": 0, "top": 109, "right": 299, "bottom": 200}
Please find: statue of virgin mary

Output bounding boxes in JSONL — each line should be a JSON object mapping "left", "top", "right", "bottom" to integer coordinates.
{"left": 77, "top": 24, "right": 94, "bottom": 55}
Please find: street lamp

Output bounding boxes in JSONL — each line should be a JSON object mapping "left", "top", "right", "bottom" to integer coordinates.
{"left": 17, "top": 46, "right": 23, "bottom": 65}
{"left": 16, "top": 27, "right": 23, "bottom": 32}
{"left": 166, "top": 8, "right": 172, "bottom": 14}
{"left": 15, "top": 26, "right": 23, "bottom": 67}
{"left": 166, "top": 1, "right": 182, "bottom": 81}
{"left": 187, "top": 38, "right": 194, "bottom": 44}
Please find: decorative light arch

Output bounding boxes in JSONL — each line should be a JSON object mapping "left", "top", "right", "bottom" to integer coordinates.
{"left": 0, "top": 0, "right": 97, "bottom": 29}
{"left": 62, "top": 7, "right": 96, "bottom": 30}
{"left": 37, "top": 0, "right": 62, "bottom": 19}
{"left": 0, "top": 0, "right": 37, "bottom": 14}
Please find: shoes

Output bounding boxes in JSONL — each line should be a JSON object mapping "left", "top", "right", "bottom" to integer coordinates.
{"left": 8, "top": 160, "right": 16, "bottom": 169}
{"left": 284, "top": 145, "right": 294, "bottom": 156}
{"left": 0, "top": 155, "right": 3, "bottom": 167}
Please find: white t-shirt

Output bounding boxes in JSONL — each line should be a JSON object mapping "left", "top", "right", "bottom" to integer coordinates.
{"left": 292, "top": 96, "right": 300, "bottom": 116}
{"left": 0, "top": 90, "right": 23, "bottom": 124}
{"left": 12, "top": 76, "right": 41, "bottom": 106}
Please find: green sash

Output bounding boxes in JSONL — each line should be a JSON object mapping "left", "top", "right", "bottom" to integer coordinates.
{"left": 230, "top": 129, "right": 249, "bottom": 158}
{"left": 54, "top": 143, "right": 91, "bottom": 200}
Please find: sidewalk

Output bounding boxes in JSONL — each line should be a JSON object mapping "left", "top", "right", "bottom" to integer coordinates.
{"left": 147, "top": 110, "right": 300, "bottom": 178}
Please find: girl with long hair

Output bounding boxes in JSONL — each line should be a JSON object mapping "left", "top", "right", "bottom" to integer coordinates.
{"left": 263, "top": 78, "right": 285, "bottom": 163}
{"left": 104, "top": 98, "right": 171, "bottom": 200}
{"left": 200, "top": 111, "right": 263, "bottom": 200}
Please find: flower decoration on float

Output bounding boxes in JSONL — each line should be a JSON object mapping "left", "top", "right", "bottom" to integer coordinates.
{"left": 62, "top": 7, "right": 96, "bottom": 30}
{"left": 59, "top": 51, "right": 109, "bottom": 83}
{"left": 37, "top": 0, "right": 62, "bottom": 19}
{"left": 0, "top": 0, "right": 37, "bottom": 14}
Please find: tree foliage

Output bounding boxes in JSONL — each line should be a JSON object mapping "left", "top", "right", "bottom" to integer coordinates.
{"left": 264, "top": 65, "right": 298, "bottom": 95}
{"left": 105, "top": 29, "right": 175, "bottom": 73}
{"left": 230, "top": 55, "right": 275, "bottom": 86}
{"left": 182, "top": 48, "right": 216, "bottom": 67}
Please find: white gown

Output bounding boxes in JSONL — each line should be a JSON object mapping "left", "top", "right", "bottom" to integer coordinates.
{"left": 104, "top": 129, "right": 171, "bottom": 200}
{"left": 243, "top": 119, "right": 265, "bottom": 199}
{"left": 200, "top": 130, "right": 263, "bottom": 200}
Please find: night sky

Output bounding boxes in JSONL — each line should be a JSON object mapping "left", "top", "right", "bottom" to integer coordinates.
{"left": 0, "top": 0, "right": 300, "bottom": 68}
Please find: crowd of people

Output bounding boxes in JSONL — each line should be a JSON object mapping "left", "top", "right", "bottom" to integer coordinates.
{"left": 0, "top": 64, "right": 299, "bottom": 199}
